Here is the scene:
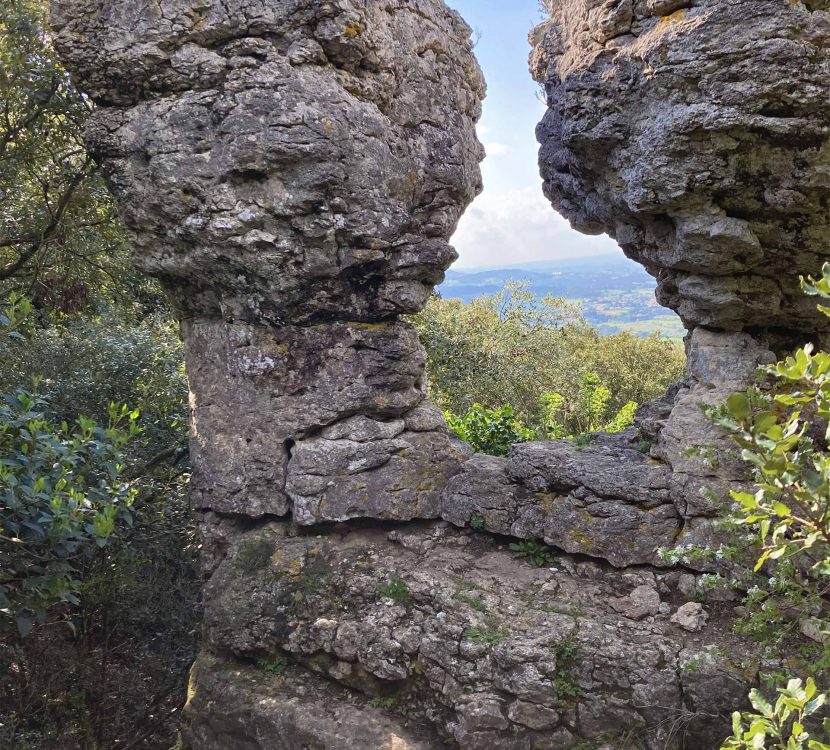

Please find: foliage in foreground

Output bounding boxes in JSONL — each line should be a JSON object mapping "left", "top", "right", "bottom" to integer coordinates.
{"left": 0, "top": 297, "right": 136, "bottom": 634}
{"left": 0, "top": 296, "right": 197, "bottom": 748}
{"left": 0, "top": 3, "right": 194, "bottom": 746}
{"left": 716, "top": 265, "right": 830, "bottom": 748}
{"left": 722, "top": 679, "right": 830, "bottom": 750}
{"left": 0, "top": 392, "right": 138, "bottom": 635}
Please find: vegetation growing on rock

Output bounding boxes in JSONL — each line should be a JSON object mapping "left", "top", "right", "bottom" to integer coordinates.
{"left": 1, "top": 0, "right": 829, "bottom": 746}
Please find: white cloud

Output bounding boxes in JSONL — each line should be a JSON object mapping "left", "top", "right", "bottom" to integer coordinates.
{"left": 483, "top": 141, "right": 510, "bottom": 157}
{"left": 451, "top": 185, "right": 620, "bottom": 269}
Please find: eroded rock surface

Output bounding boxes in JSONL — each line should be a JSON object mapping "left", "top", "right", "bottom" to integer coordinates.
{"left": 188, "top": 522, "right": 749, "bottom": 750}
{"left": 49, "top": 0, "right": 830, "bottom": 747}
{"left": 529, "top": 0, "right": 830, "bottom": 566}
{"left": 52, "top": 0, "right": 485, "bottom": 521}
{"left": 441, "top": 433, "right": 681, "bottom": 568}
{"left": 531, "top": 0, "right": 830, "bottom": 336}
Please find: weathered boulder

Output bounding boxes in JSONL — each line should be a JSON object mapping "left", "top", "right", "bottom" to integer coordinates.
{"left": 531, "top": 0, "right": 830, "bottom": 337}
{"left": 441, "top": 432, "right": 681, "bottom": 568}
{"left": 49, "top": 0, "right": 830, "bottom": 746}
{"left": 52, "top": 0, "right": 485, "bottom": 522}
{"left": 190, "top": 521, "right": 750, "bottom": 750}
{"left": 52, "top": 0, "right": 484, "bottom": 324}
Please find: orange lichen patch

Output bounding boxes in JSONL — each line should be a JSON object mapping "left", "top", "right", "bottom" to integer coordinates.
{"left": 344, "top": 21, "right": 364, "bottom": 39}
{"left": 659, "top": 9, "right": 687, "bottom": 24}
{"left": 536, "top": 492, "right": 563, "bottom": 512}
{"left": 320, "top": 118, "right": 335, "bottom": 133}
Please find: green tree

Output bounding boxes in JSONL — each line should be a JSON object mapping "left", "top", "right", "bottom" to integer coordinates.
{"left": 0, "top": 0, "right": 140, "bottom": 312}
{"left": 0, "top": 300, "right": 139, "bottom": 635}
{"left": 414, "top": 284, "right": 684, "bottom": 432}
{"left": 540, "top": 372, "right": 638, "bottom": 438}
{"left": 413, "top": 283, "right": 583, "bottom": 424}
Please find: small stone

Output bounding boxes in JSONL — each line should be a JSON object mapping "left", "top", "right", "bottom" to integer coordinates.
{"left": 457, "top": 696, "right": 509, "bottom": 732}
{"left": 507, "top": 700, "right": 559, "bottom": 730}
{"left": 287, "top": 39, "right": 326, "bottom": 66}
{"left": 672, "top": 603, "right": 709, "bottom": 632}
{"left": 610, "top": 585, "right": 661, "bottom": 620}
{"left": 677, "top": 573, "right": 697, "bottom": 600}
{"left": 799, "top": 618, "right": 828, "bottom": 644}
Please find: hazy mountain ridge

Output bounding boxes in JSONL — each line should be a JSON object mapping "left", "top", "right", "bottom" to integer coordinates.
{"left": 440, "top": 254, "right": 685, "bottom": 338}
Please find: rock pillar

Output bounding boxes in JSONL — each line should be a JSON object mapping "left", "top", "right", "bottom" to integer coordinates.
{"left": 531, "top": 0, "right": 830, "bottom": 548}
{"left": 51, "top": 0, "right": 485, "bottom": 526}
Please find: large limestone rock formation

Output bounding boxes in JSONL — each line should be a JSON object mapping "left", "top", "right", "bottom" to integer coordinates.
{"left": 50, "top": 0, "right": 830, "bottom": 747}
{"left": 531, "top": 0, "right": 830, "bottom": 337}
{"left": 189, "top": 521, "right": 749, "bottom": 750}
{"left": 50, "top": 0, "right": 483, "bottom": 521}
{"left": 529, "top": 0, "right": 830, "bottom": 555}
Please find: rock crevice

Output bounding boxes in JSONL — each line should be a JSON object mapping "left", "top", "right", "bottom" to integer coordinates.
{"left": 50, "top": 0, "right": 830, "bottom": 747}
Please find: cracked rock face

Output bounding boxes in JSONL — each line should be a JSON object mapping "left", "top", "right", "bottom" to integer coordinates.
{"left": 185, "top": 522, "right": 749, "bottom": 750}
{"left": 49, "top": 0, "right": 827, "bottom": 746}
{"left": 529, "top": 0, "right": 830, "bottom": 567}
{"left": 531, "top": 0, "right": 830, "bottom": 336}
{"left": 52, "top": 0, "right": 485, "bottom": 521}
{"left": 52, "top": 0, "right": 484, "bottom": 324}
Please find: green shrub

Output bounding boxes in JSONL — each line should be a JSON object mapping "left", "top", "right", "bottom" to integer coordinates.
{"left": 0, "top": 297, "right": 141, "bottom": 635}
{"left": 0, "top": 307, "right": 187, "bottom": 461}
{"left": 0, "top": 392, "right": 138, "bottom": 635}
{"left": 604, "top": 400, "right": 638, "bottom": 433}
{"left": 258, "top": 655, "right": 288, "bottom": 676}
{"left": 377, "top": 576, "right": 410, "bottom": 605}
{"left": 712, "top": 265, "right": 830, "bottom": 747}
{"left": 509, "top": 539, "right": 557, "bottom": 567}
{"left": 554, "top": 634, "right": 584, "bottom": 705}
{"left": 414, "top": 284, "right": 684, "bottom": 431}
{"left": 463, "top": 622, "right": 509, "bottom": 646}
{"left": 541, "top": 372, "right": 639, "bottom": 439}
{"left": 720, "top": 678, "right": 830, "bottom": 750}
{"left": 446, "top": 403, "right": 535, "bottom": 456}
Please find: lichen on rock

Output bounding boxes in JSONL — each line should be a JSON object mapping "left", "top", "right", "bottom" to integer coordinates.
{"left": 531, "top": 0, "right": 830, "bottom": 338}
{"left": 52, "top": 0, "right": 485, "bottom": 521}
{"left": 48, "top": 0, "right": 830, "bottom": 746}
{"left": 193, "top": 521, "right": 749, "bottom": 750}
{"left": 530, "top": 0, "right": 830, "bottom": 568}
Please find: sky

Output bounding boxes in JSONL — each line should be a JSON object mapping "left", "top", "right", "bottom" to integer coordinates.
{"left": 444, "top": 0, "right": 620, "bottom": 269}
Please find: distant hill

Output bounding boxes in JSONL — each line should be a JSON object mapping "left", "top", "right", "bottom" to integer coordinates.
{"left": 439, "top": 254, "right": 685, "bottom": 338}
